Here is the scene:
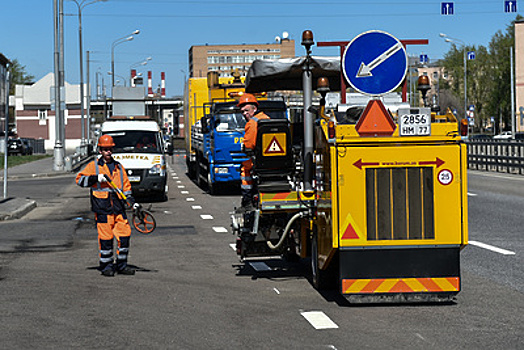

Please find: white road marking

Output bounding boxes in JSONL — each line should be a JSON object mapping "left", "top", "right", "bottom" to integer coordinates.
{"left": 177, "top": 185, "right": 185, "bottom": 188}
{"left": 300, "top": 311, "right": 339, "bottom": 330}
{"left": 469, "top": 240, "right": 516, "bottom": 255}
{"left": 471, "top": 172, "right": 524, "bottom": 181}
{"left": 181, "top": 191, "right": 189, "bottom": 194}
{"left": 176, "top": 180, "right": 182, "bottom": 183}
{"left": 200, "top": 214, "right": 214, "bottom": 220}
{"left": 273, "top": 288, "right": 280, "bottom": 295}
{"left": 164, "top": 211, "right": 172, "bottom": 214}
{"left": 192, "top": 205, "right": 202, "bottom": 210}
{"left": 468, "top": 192, "right": 477, "bottom": 196}
{"left": 229, "top": 243, "right": 237, "bottom": 251}
{"left": 173, "top": 177, "right": 179, "bottom": 179}
{"left": 186, "top": 198, "right": 195, "bottom": 202}
{"left": 212, "top": 226, "right": 228, "bottom": 233}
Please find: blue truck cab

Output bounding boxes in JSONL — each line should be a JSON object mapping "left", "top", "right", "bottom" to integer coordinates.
{"left": 192, "top": 99, "right": 287, "bottom": 194}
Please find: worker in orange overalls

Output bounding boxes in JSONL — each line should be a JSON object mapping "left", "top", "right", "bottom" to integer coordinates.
{"left": 76, "top": 135, "right": 139, "bottom": 277}
{"left": 238, "top": 93, "right": 269, "bottom": 208}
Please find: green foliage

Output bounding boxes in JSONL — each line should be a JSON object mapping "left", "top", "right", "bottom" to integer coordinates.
{"left": 440, "top": 15, "right": 522, "bottom": 132}
{"left": 9, "top": 59, "right": 35, "bottom": 94}
{"left": 0, "top": 154, "right": 50, "bottom": 170}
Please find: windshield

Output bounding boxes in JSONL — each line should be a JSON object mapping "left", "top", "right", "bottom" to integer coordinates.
{"left": 104, "top": 131, "right": 162, "bottom": 153}
{"left": 215, "top": 113, "right": 246, "bottom": 132}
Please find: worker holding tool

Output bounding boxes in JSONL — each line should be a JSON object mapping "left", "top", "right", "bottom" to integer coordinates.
{"left": 238, "top": 93, "right": 269, "bottom": 208}
{"left": 76, "top": 134, "right": 140, "bottom": 277}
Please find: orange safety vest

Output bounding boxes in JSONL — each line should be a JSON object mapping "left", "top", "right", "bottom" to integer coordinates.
{"left": 241, "top": 111, "right": 269, "bottom": 190}
{"left": 76, "top": 158, "right": 132, "bottom": 215}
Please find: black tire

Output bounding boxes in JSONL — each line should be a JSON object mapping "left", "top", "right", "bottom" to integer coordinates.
{"left": 311, "top": 230, "right": 339, "bottom": 290}
{"left": 207, "top": 171, "right": 219, "bottom": 195}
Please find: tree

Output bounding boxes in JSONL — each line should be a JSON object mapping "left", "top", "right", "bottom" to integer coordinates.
{"left": 9, "top": 59, "right": 34, "bottom": 94}
{"left": 440, "top": 15, "right": 522, "bottom": 134}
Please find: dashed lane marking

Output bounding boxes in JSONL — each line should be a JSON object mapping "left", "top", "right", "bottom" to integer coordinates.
{"left": 186, "top": 198, "right": 195, "bottom": 202}
{"left": 177, "top": 185, "right": 185, "bottom": 188}
{"left": 212, "top": 226, "right": 228, "bottom": 233}
{"left": 200, "top": 214, "right": 214, "bottom": 220}
{"left": 181, "top": 191, "right": 189, "bottom": 194}
{"left": 468, "top": 192, "right": 477, "bottom": 196}
{"left": 469, "top": 240, "right": 516, "bottom": 255}
{"left": 229, "top": 243, "right": 236, "bottom": 251}
{"left": 300, "top": 311, "right": 339, "bottom": 330}
{"left": 192, "top": 205, "right": 202, "bottom": 210}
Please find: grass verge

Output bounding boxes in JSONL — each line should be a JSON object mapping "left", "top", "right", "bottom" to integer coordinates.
{"left": 0, "top": 154, "right": 51, "bottom": 170}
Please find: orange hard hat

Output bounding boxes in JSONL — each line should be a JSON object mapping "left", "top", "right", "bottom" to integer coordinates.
{"left": 98, "top": 135, "right": 115, "bottom": 148}
{"left": 237, "top": 93, "right": 258, "bottom": 107}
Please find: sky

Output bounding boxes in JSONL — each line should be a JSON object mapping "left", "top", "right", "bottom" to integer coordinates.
{"left": 0, "top": 0, "right": 520, "bottom": 98}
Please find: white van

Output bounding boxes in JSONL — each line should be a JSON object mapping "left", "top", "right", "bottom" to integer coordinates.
{"left": 100, "top": 119, "right": 168, "bottom": 201}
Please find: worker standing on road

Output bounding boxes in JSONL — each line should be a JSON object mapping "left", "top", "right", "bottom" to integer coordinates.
{"left": 76, "top": 135, "right": 140, "bottom": 277}
{"left": 238, "top": 93, "right": 269, "bottom": 208}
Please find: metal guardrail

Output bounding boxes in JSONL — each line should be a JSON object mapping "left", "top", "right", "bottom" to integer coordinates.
{"left": 466, "top": 139, "right": 524, "bottom": 174}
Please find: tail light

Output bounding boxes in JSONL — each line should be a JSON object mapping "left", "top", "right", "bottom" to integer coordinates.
{"left": 328, "top": 120, "right": 336, "bottom": 140}
{"left": 460, "top": 118, "right": 468, "bottom": 137}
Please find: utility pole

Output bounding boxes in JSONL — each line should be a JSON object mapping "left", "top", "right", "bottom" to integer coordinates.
{"left": 53, "top": 0, "right": 64, "bottom": 171}
{"left": 511, "top": 46, "right": 516, "bottom": 138}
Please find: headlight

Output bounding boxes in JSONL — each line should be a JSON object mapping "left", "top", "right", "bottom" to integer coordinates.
{"left": 148, "top": 164, "right": 165, "bottom": 176}
{"left": 215, "top": 167, "right": 228, "bottom": 174}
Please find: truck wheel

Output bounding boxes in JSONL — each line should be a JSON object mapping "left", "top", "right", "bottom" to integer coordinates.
{"left": 311, "top": 230, "right": 338, "bottom": 290}
{"left": 186, "top": 157, "right": 195, "bottom": 179}
{"left": 207, "top": 171, "right": 219, "bottom": 195}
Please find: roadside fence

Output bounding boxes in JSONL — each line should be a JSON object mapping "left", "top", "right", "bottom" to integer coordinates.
{"left": 466, "top": 139, "right": 524, "bottom": 175}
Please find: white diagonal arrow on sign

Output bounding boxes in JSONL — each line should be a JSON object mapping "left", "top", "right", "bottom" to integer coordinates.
{"left": 356, "top": 42, "right": 403, "bottom": 78}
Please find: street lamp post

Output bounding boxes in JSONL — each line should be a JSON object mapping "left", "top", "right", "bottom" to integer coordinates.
{"left": 440, "top": 33, "right": 467, "bottom": 130}
{"left": 111, "top": 30, "right": 140, "bottom": 89}
{"left": 69, "top": 0, "right": 107, "bottom": 148}
{"left": 129, "top": 57, "right": 152, "bottom": 86}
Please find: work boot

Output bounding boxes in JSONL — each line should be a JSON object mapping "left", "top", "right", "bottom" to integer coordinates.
{"left": 117, "top": 266, "right": 136, "bottom": 275}
{"left": 101, "top": 268, "right": 115, "bottom": 277}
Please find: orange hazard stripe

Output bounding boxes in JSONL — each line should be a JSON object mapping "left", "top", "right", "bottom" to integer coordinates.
{"left": 261, "top": 192, "right": 295, "bottom": 200}
{"left": 342, "top": 277, "right": 460, "bottom": 294}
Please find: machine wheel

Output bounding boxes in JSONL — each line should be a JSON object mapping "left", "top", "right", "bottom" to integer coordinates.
{"left": 186, "top": 157, "right": 196, "bottom": 179}
{"left": 207, "top": 171, "right": 219, "bottom": 195}
{"left": 311, "top": 230, "right": 338, "bottom": 290}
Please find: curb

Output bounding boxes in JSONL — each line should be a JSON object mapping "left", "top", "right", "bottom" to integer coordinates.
{"left": 0, "top": 198, "right": 37, "bottom": 221}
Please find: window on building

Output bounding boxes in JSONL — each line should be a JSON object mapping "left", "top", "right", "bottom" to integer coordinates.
{"left": 38, "top": 110, "right": 47, "bottom": 120}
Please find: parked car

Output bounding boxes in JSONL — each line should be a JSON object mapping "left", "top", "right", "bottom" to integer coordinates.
{"left": 493, "top": 131, "right": 512, "bottom": 139}
{"left": 20, "top": 139, "right": 33, "bottom": 155}
{"left": 8, "top": 138, "right": 31, "bottom": 155}
{"left": 469, "top": 134, "right": 492, "bottom": 140}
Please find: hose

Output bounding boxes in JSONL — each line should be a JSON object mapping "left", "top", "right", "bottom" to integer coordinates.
{"left": 267, "top": 211, "right": 308, "bottom": 251}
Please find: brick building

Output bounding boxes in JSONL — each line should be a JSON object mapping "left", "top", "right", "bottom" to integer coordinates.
{"left": 189, "top": 39, "right": 295, "bottom": 78}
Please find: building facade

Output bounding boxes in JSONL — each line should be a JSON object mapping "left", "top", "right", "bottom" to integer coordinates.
{"left": 14, "top": 72, "right": 85, "bottom": 152}
{"left": 515, "top": 20, "right": 524, "bottom": 131}
{"left": 189, "top": 39, "right": 295, "bottom": 78}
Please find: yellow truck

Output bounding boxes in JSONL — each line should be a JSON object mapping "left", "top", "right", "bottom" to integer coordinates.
{"left": 231, "top": 54, "right": 468, "bottom": 303}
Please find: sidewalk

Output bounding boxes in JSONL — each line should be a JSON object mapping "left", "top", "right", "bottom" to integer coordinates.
{"left": 0, "top": 156, "right": 88, "bottom": 220}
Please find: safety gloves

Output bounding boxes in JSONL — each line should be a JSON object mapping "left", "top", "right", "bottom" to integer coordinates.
{"left": 97, "top": 174, "right": 108, "bottom": 183}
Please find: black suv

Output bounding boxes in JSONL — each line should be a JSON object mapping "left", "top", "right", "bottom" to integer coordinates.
{"left": 8, "top": 138, "right": 32, "bottom": 155}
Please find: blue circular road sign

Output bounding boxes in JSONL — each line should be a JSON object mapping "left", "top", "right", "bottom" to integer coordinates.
{"left": 342, "top": 30, "right": 408, "bottom": 96}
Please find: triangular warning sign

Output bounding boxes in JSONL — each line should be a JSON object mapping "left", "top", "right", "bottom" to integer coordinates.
{"left": 264, "top": 137, "right": 285, "bottom": 155}
{"left": 342, "top": 223, "right": 359, "bottom": 240}
{"left": 355, "top": 99, "right": 396, "bottom": 137}
{"left": 341, "top": 213, "right": 360, "bottom": 240}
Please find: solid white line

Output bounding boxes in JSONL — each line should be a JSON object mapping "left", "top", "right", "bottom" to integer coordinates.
{"left": 212, "top": 226, "right": 228, "bottom": 233}
{"left": 469, "top": 240, "right": 516, "bottom": 255}
{"left": 471, "top": 172, "right": 524, "bottom": 182}
{"left": 200, "top": 214, "right": 214, "bottom": 220}
{"left": 300, "top": 311, "right": 339, "bottom": 330}
{"left": 191, "top": 205, "right": 202, "bottom": 210}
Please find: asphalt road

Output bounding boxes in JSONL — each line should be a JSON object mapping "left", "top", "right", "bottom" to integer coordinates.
{"left": 0, "top": 158, "right": 521, "bottom": 349}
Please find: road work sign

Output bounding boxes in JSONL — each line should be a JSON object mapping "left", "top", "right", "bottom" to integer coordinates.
{"left": 342, "top": 30, "right": 408, "bottom": 96}
{"left": 262, "top": 133, "right": 286, "bottom": 156}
